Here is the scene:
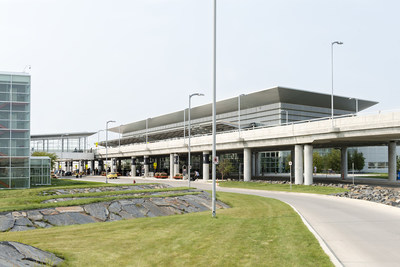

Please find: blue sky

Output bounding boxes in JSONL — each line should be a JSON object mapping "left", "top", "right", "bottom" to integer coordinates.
{"left": 1, "top": 0, "right": 399, "bottom": 143}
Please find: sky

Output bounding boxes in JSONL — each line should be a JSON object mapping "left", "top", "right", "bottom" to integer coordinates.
{"left": 1, "top": 0, "right": 399, "bottom": 145}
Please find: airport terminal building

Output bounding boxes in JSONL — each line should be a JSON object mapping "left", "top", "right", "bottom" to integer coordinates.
{"left": 27, "top": 86, "right": 399, "bottom": 185}
{"left": 92, "top": 86, "right": 390, "bottom": 180}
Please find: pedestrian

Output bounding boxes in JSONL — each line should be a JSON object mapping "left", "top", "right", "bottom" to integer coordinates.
{"left": 195, "top": 170, "right": 200, "bottom": 180}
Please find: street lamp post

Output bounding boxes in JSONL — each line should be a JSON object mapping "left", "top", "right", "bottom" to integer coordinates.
{"left": 281, "top": 109, "right": 288, "bottom": 125}
{"left": 106, "top": 120, "right": 116, "bottom": 183}
{"left": 331, "top": 41, "right": 343, "bottom": 126}
{"left": 188, "top": 93, "right": 205, "bottom": 187}
{"left": 211, "top": 0, "right": 217, "bottom": 218}
{"left": 238, "top": 94, "right": 245, "bottom": 137}
{"left": 60, "top": 134, "right": 68, "bottom": 179}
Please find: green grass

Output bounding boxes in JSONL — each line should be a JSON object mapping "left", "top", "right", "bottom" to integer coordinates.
{"left": 218, "top": 181, "right": 348, "bottom": 194}
{"left": 0, "top": 192, "right": 333, "bottom": 267}
{"left": 31, "top": 178, "right": 105, "bottom": 188}
{"left": 0, "top": 181, "right": 193, "bottom": 212}
{"left": 359, "top": 173, "right": 388, "bottom": 179}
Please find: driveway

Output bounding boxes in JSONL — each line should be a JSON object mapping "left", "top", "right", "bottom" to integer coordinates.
{"left": 78, "top": 176, "right": 400, "bottom": 267}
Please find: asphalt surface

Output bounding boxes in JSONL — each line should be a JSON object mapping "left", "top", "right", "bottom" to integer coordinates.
{"left": 76, "top": 176, "right": 400, "bottom": 267}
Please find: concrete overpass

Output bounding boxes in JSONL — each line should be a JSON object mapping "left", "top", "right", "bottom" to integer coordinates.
{"left": 97, "top": 110, "right": 400, "bottom": 183}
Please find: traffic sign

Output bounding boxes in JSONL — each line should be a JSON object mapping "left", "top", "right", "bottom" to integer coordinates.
{"left": 289, "top": 161, "right": 292, "bottom": 166}
{"left": 213, "top": 156, "right": 219, "bottom": 164}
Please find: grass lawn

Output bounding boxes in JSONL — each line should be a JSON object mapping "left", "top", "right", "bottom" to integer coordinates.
{"left": 359, "top": 173, "right": 388, "bottom": 179}
{"left": 0, "top": 192, "right": 333, "bottom": 267}
{"left": 218, "top": 181, "right": 348, "bottom": 195}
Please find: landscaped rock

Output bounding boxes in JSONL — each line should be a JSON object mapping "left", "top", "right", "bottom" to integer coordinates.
{"left": 44, "top": 212, "right": 97, "bottom": 226}
{"left": 27, "top": 210, "right": 43, "bottom": 221}
{"left": 84, "top": 203, "right": 109, "bottom": 221}
{"left": 0, "top": 241, "right": 63, "bottom": 266}
{"left": 1, "top": 185, "right": 229, "bottom": 232}
{"left": 0, "top": 213, "right": 14, "bottom": 232}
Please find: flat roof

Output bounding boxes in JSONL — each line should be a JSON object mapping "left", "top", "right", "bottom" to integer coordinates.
{"left": 110, "top": 86, "right": 378, "bottom": 134}
{"left": 31, "top": 132, "right": 96, "bottom": 139}
{"left": 0, "top": 71, "right": 30, "bottom": 76}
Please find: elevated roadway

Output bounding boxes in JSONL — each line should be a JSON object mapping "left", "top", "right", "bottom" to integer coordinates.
{"left": 97, "top": 111, "right": 400, "bottom": 182}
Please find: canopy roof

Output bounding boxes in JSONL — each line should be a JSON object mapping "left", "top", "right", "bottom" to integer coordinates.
{"left": 110, "top": 86, "right": 378, "bottom": 134}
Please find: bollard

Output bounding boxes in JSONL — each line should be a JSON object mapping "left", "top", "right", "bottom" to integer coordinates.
{"left": 133, "top": 180, "right": 136, "bottom": 184}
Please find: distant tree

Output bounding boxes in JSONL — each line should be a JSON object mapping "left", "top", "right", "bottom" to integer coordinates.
{"left": 326, "top": 149, "right": 341, "bottom": 172}
{"left": 217, "top": 159, "right": 235, "bottom": 180}
{"left": 397, "top": 155, "right": 400, "bottom": 171}
{"left": 284, "top": 154, "right": 292, "bottom": 172}
{"left": 312, "top": 152, "right": 325, "bottom": 173}
{"left": 31, "top": 151, "right": 58, "bottom": 169}
{"left": 348, "top": 150, "right": 365, "bottom": 171}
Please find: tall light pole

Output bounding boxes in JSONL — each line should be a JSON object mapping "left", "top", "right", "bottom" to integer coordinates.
{"left": 211, "top": 0, "right": 217, "bottom": 218}
{"left": 281, "top": 109, "right": 288, "bottom": 125}
{"left": 60, "top": 134, "right": 68, "bottom": 178}
{"left": 106, "top": 120, "right": 116, "bottom": 183}
{"left": 238, "top": 94, "right": 245, "bottom": 138}
{"left": 188, "top": 93, "right": 205, "bottom": 187}
{"left": 331, "top": 41, "right": 343, "bottom": 126}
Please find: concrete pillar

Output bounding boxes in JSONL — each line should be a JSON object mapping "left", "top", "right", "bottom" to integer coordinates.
{"left": 90, "top": 160, "right": 95, "bottom": 175}
{"left": 169, "top": 154, "right": 174, "bottom": 179}
{"left": 341, "top": 147, "right": 348, "bottom": 180}
{"left": 144, "top": 156, "right": 149, "bottom": 177}
{"left": 294, "top": 145, "right": 304, "bottom": 184}
{"left": 98, "top": 160, "right": 103, "bottom": 174}
{"left": 304, "top": 144, "right": 313, "bottom": 185}
{"left": 252, "top": 152, "right": 256, "bottom": 177}
{"left": 79, "top": 160, "right": 83, "bottom": 173}
{"left": 174, "top": 154, "right": 179, "bottom": 176}
{"left": 244, "top": 148, "right": 252, "bottom": 181}
{"left": 290, "top": 148, "right": 295, "bottom": 180}
{"left": 203, "top": 151, "right": 210, "bottom": 181}
{"left": 131, "top": 157, "right": 136, "bottom": 177}
{"left": 388, "top": 141, "right": 397, "bottom": 182}
{"left": 112, "top": 158, "right": 117, "bottom": 172}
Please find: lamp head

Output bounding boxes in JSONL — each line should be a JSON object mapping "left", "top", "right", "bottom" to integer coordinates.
{"left": 332, "top": 41, "right": 343, "bottom": 45}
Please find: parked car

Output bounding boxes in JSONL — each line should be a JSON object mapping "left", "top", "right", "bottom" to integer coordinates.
{"left": 107, "top": 172, "right": 118, "bottom": 179}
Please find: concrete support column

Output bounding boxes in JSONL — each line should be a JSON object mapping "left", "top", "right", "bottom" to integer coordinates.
{"left": 90, "top": 160, "right": 95, "bottom": 175}
{"left": 244, "top": 148, "right": 252, "bottom": 181}
{"left": 111, "top": 158, "right": 116, "bottom": 173}
{"left": 304, "top": 144, "right": 313, "bottom": 185}
{"left": 341, "top": 147, "right": 348, "bottom": 180}
{"left": 174, "top": 154, "right": 179, "bottom": 177}
{"left": 252, "top": 152, "right": 256, "bottom": 177}
{"left": 79, "top": 161, "right": 83, "bottom": 173}
{"left": 98, "top": 160, "right": 103, "bottom": 174}
{"left": 169, "top": 154, "right": 174, "bottom": 179}
{"left": 295, "top": 145, "right": 304, "bottom": 184}
{"left": 131, "top": 157, "right": 136, "bottom": 177}
{"left": 203, "top": 151, "right": 210, "bottom": 181}
{"left": 144, "top": 156, "right": 149, "bottom": 177}
{"left": 388, "top": 141, "right": 397, "bottom": 182}
{"left": 290, "top": 148, "right": 295, "bottom": 180}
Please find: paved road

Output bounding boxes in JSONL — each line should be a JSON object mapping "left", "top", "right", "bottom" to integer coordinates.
{"left": 77, "top": 176, "right": 400, "bottom": 267}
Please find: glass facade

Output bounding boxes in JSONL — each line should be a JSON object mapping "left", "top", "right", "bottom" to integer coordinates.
{"left": 30, "top": 157, "right": 51, "bottom": 186}
{"left": 0, "top": 73, "right": 30, "bottom": 189}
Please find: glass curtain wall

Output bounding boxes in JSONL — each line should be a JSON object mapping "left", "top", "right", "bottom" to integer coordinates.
{"left": 30, "top": 157, "right": 51, "bottom": 185}
{"left": 0, "top": 73, "right": 30, "bottom": 189}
